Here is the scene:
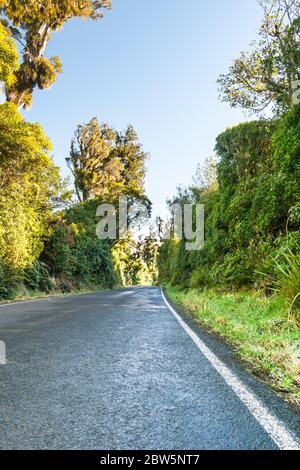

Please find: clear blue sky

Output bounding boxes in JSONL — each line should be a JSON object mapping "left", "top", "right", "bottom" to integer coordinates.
{"left": 25, "top": 0, "right": 262, "bottom": 216}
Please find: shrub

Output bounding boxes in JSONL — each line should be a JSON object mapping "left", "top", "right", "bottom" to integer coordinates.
{"left": 272, "top": 247, "right": 300, "bottom": 320}
{"left": 24, "top": 261, "right": 52, "bottom": 293}
{"left": 189, "top": 266, "right": 212, "bottom": 289}
{"left": 0, "top": 262, "right": 19, "bottom": 299}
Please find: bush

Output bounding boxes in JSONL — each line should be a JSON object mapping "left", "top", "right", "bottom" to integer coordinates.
{"left": 43, "top": 219, "right": 75, "bottom": 278}
{"left": 189, "top": 266, "right": 212, "bottom": 289}
{"left": 24, "top": 261, "right": 52, "bottom": 293}
{"left": 41, "top": 201, "right": 117, "bottom": 291}
{"left": 272, "top": 247, "right": 300, "bottom": 318}
{"left": 158, "top": 111, "right": 300, "bottom": 293}
{"left": 262, "top": 244, "right": 300, "bottom": 321}
{"left": 212, "top": 250, "right": 254, "bottom": 287}
{"left": 0, "top": 262, "right": 19, "bottom": 299}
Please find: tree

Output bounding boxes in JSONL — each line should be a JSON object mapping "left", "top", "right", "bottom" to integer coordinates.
{"left": 139, "top": 234, "right": 159, "bottom": 283}
{"left": 191, "top": 157, "right": 218, "bottom": 196}
{"left": 112, "top": 234, "right": 158, "bottom": 286}
{"left": 0, "top": 0, "right": 112, "bottom": 109}
{"left": 67, "top": 117, "right": 148, "bottom": 203}
{"left": 113, "top": 125, "right": 147, "bottom": 198}
{"left": 67, "top": 118, "right": 118, "bottom": 202}
{"left": 0, "top": 102, "right": 69, "bottom": 269}
{"left": 218, "top": 0, "right": 300, "bottom": 114}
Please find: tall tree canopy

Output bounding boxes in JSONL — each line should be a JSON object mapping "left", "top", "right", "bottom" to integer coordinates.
{"left": 0, "top": 102, "right": 69, "bottom": 269}
{"left": 0, "top": 21, "right": 19, "bottom": 88}
{"left": 0, "top": 0, "right": 112, "bottom": 109}
{"left": 67, "top": 118, "right": 148, "bottom": 203}
{"left": 218, "top": 0, "right": 300, "bottom": 114}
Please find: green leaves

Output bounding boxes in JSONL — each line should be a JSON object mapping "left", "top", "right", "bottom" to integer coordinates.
{"left": 0, "top": 102, "right": 69, "bottom": 271}
{"left": 260, "top": 244, "right": 300, "bottom": 322}
{"left": 68, "top": 118, "right": 148, "bottom": 205}
{"left": 158, "top": 106, "right": 300, "bottom": 305}
{"left": 42, "top": 203, "right": 116, "bottom": 290}
{"left": 0, "top": 261, "right": 19, "bottom": 299}
{"left": 0, "top": 22, "right": 19, "bottom": 88}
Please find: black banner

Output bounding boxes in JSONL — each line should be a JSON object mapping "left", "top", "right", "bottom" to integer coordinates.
{"left": 0, "top": 450, "right": 295, "bottom": 466}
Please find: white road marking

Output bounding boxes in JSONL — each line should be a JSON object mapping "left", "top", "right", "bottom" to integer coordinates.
{"left": 161, "top": 288, "right": 300, "bottom": 450}
{"left": 0, "top": 340, "right": 6, "bottom": 365}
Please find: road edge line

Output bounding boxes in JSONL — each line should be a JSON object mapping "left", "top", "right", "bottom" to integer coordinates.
{"left": 161, "top": 287, "right": 300, "bottom": 451}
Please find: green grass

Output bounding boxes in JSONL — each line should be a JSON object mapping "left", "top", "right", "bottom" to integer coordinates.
{"left": 166, "top": 286, "right": 300, "bottom": 406}
{"left": 0, "top": 284, "right": 109, "bottom": 305}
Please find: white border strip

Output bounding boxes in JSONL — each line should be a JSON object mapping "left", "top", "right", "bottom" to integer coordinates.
{"left": 161, "top": 288, "right": 300, "bottom": 450}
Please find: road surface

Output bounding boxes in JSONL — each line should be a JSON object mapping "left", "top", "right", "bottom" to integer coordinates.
{"left": 0, "top": 286, "right": 299, "bottom": 450}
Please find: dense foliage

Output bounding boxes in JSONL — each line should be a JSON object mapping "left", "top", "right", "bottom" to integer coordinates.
{"left": 0, "top": 1, "right": 154, "bottom": 299}
{"left": 0, "top": 22, "right": 19, "bottom": 88}
{"left": 1, "top": 0, "right": 299, "bottom": 311}
{"left": 0, "top": 104, "right": 151, "bottom": 298}
{"left": 0, "top": 102, "right": 65, "bottom": 269}
{"left": 67, "top": 118, "right": 147, "bottom": 203}
{"left": 158, "top": 1, "right": 300, "bottom": 322}
{"left": 41, "top": 200, "right": 116, "bottom": 292}
{"left": 158, "top": 107, "right": 300, "bottom": 317}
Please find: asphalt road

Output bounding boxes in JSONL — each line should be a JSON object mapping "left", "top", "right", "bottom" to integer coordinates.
{"left": 0, "top": 286, "right": 299, "bottom": 450}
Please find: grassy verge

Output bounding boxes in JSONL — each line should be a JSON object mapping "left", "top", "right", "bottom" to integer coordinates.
{"left": 0, "top": 284, "right": 110, "bottom": 305}
{"left": 166, "top": 286, "right": 300, "bottom": 407}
